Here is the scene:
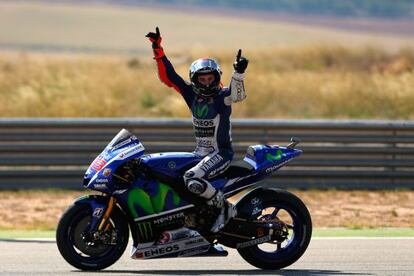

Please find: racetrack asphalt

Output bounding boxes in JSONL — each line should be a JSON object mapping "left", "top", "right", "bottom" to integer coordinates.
{"left": 1, "top": 238, "right": 413, "bottom": 275}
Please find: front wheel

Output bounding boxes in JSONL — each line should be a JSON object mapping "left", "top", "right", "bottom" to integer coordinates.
{"left": 56, "top": 203, "right": 129, "bottom": 270}
{"left": 237, "top": 189, "right": 312, "bottom": 270}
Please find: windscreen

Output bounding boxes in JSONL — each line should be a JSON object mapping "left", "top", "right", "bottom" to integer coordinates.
{"left": 106, "top": 129, "right": 138, "bottom": 152}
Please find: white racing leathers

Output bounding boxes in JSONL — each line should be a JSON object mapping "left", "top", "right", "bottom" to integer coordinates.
{"left": 230, "top": 72, "right": 246, "bottom": 103}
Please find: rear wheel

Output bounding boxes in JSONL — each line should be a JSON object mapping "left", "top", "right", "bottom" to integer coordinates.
{"left": 237, "top": 189, "right": 312, "bottom": 270}
{"left": 56, "top": 203, "right": 129, "bottom": 270}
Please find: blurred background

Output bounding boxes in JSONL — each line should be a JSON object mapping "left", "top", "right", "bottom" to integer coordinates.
{"left": 0, "top": 0, "right": 413, "bottom": 235}
{"left": 1, "top": 0, "right": 414, "bottom": 118}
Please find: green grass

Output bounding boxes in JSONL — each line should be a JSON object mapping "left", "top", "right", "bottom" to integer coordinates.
{"left": 0, "top": 230, "right": 56, "bottom": 239}
{"left": 1, "top": 228, "right": 413, "bottom": 239}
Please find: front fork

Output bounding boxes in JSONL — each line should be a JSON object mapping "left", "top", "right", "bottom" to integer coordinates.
{"left": 78, "top": 195, "right": 118, "bottom": 245}
{"left": 97, "top": 196, "right": 116, "bottom": 231}
{"left": 74, "top": 195, "right": 116, "bottom": 232}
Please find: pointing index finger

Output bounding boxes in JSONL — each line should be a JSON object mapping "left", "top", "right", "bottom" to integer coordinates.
{"left": 156, "top": 26, "right": 160, "bottom": 36}
{"left": 236, "top": 49, "right": 242, "bottom": 62}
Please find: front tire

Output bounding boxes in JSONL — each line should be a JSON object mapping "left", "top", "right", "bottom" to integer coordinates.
{"left": 56, "top": 203, "right": 129, "bottom": 270}
{"left": 237, "top": 189, "right": 312, "bottom": 270}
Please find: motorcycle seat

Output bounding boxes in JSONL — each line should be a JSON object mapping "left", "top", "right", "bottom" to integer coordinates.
{"left": 214, "top": 159, "right": 255, "bottom": 179}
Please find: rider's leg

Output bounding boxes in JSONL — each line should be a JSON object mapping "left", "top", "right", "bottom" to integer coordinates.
{"left": 184, "top": 149, "right": 237, "bottom": 233}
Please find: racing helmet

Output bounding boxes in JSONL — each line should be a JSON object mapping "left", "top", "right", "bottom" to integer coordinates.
{"left": 189, "top": 58, "right": 222, "bottom": 97}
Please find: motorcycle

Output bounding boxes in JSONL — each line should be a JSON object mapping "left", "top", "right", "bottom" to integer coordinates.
{"left": 56, "top": 129, "right": 312, "bottom": 270}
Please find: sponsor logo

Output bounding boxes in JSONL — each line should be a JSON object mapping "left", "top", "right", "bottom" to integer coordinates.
{"left": 168, "top": 161, "right": 176, "bottom": 169}
{"left": 136, "top": 234, "right": 208, "bottom": 259}
{"left": 113, "top": 189, "right": 127, "bottom": 195}
{"left": 111, "top": 138, "right": 133, "bottom": 151}
{"left": 118, "top": 144, "right": 144, "bottom": 159}
{"left": 101, "top": 151, "right": 111, "bottom": 159}
{"left": 153, "top": 212, "right": 185, "bottom": 225}
{"left": 200, "top": 155, "right": 224, "bottom": 172}
{"left": 137, "top": 221, "right": 153, "bottom": 240}
{"left": 252, "top": 206, "right": 262, "bottom": 216}
{"left": 194, "top": 104, "right": 209, "bottom": 118}
{"left": 265, "top": 160, "right": 289, "bottom": 173}
{"left": 143, "top": 244, "right": 180, "bottom": 258}
{"left": 236, "top": 235, "right": 272, "bottom": 249}
{"left": 103, "top": 168, "right": 112, "bottom": 177}
{"left": 93, "top": 208, "right": 104, "bottom": 217}
{"left": 208, "top": 160, "right": 231, "bottom": 177}
{"left": 194, "top": 127, "right": 215, "bottom": 138}
{"left": 94, "top": 183, "right": 107, "bottom": 189}
{"left": 184, "top": 237, "right": 205, "bottom": 246}
{"left": 265, "top": 149, "right": 285, "bottom": 162}
{"left": 91, "top": 156, "right": 106, "bottom": 171}
{"left": 157, "top": 232, "right": 172, "bottom": 244}
{"left": 170, "top": 230, "right": 194, "bottom": 241}
{"left": 178, "top": 245, "right": 210, "bottom": 257}
{"left": 251, "top": 197, "right": 261, "bottom": 205}
{"left": 196, "top": 140, "right": 212, "bottom": 147}
{"left": 193, "top": 118, "right": 214, "bottom": 127}
{"left": 158, "top": 229, "right": 194, "bottom": 244}
{"left": 135, "top": 252, "right": 144, "bottom": 258}
{"left": 96, "top": 178, "right": 108, "bottom": 183}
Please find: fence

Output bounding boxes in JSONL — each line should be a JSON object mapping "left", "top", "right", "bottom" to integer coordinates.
{"left": 0, "top": 118, "right": 413, "bottom": 189}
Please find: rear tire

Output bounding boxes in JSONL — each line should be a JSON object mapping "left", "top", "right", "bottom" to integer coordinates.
{"left": 237, "top": 189, "right": 312, "bottom": 270}
{"left": 56, "top": 203, "right": 129, "bottom": 271}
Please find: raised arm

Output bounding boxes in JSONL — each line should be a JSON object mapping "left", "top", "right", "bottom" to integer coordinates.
{"left": 229, "top": 49, "right": 249, "bottom": 103}
{"left": 146, "top": 27, "right": 188, "bottom": 94}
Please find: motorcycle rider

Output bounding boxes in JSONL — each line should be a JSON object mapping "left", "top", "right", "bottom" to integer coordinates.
{"left": 146, "top": 27, "right": 248, "bottom": 233}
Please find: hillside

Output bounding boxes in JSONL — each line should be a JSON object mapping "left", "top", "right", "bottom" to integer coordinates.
{"left": 14, "top": 0, "right": 414, "bottom": 19}
{"left": 1, "top": 1, "right": 413, "bottom": 55}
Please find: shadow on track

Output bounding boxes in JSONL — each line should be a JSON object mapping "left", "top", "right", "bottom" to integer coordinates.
{"left": 93, "top": 269, "right": 373, "bottom": 275}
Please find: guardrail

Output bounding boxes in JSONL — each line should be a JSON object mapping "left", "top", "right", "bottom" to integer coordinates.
{"left": 0, "top": 118, "right": 413, "bottom": 189}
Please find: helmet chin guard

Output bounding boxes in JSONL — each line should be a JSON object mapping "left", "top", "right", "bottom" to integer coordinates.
{"left": 189, "top": 58, "right": 222, "bottom": 97}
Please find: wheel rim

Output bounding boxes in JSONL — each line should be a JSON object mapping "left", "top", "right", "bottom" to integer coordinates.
{"left": 248, "top": 201, "right": 304, "bottom": 259}
{"left": 68, "top": 209, "right": 117, "bottom": 259}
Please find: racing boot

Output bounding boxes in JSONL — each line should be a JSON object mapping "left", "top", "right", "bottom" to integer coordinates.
{"left": 207, "top": 190, "right": 237, "bottom": 233}
{"left": 185, "top": 178, "right": 237, "bottom": 233}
